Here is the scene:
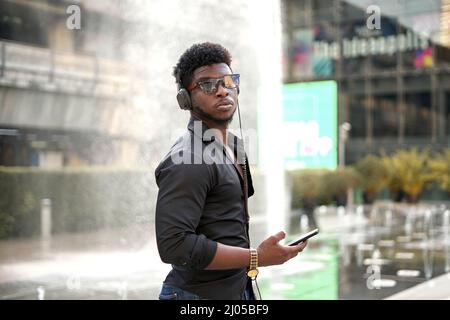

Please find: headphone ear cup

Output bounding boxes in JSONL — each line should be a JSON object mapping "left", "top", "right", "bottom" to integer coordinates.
{"left": 177, "top": 88, "right": 192, "bottom": 110}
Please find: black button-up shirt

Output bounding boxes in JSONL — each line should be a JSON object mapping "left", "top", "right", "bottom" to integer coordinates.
{"left": 155, "top": 116, "right": 254, "bottom": 300}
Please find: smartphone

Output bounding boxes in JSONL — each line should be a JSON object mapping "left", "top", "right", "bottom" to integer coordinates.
{"left": 287, "top": 228, "right": 319, "bottom": 246}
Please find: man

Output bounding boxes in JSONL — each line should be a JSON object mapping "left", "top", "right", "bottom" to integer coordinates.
{"left": 155, "top": 42, "right": 307, "bottom": 300}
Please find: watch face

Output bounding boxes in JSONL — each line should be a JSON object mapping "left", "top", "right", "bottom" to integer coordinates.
{"left": 247, "top": 269, "right": 259, "bottom": 278}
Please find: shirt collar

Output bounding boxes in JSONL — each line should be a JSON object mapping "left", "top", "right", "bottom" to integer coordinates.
{"left": 187, "top": 116, "right": 214, "bottom": 142}
{"left": 187, "top": 116, "right": 246, "bottom": 163}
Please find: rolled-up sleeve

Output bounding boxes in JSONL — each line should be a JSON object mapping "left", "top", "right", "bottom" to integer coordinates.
{"left": 155, "top": 158, "right": 217, "bottom": 270}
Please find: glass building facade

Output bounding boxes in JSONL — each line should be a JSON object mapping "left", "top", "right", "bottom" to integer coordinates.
{"left": 282, "top": 0, "right": 450, "bottom": 163}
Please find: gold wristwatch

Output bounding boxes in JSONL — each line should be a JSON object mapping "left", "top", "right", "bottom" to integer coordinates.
{"left": 247, "top": 248, "right": 259, "bottom": 279}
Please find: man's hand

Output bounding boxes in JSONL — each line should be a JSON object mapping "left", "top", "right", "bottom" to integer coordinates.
{"left": 257, "top": 231, "right": 308, "bottom": 267}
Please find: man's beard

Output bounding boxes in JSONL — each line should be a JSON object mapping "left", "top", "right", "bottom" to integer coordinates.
{"left": 192, "top": 105, "right": 235, "bottom": 126}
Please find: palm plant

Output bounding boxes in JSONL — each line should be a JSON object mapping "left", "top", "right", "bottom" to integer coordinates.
{"left": 381, "top": 153, "right": 403, "bottom": 202}
{"left": 384, "top": 148, "right": 433, "bottom": 203}
{"left": 428, "top": 149, "right": 450, "bottom": 193}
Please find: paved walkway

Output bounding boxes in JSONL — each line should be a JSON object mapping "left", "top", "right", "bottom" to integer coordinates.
{"left": 0, "top": 225, "right": 170, "bottom": 299}
{"left": 1, "top": 205, "right": 449, "bottom": 300}
{"left": 386, "top": 272, "right": 450, "bottom": 300}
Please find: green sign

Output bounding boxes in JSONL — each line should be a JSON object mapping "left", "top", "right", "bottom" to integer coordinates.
{"left": 282, "top": 80, "right": 337, "bottom": 169}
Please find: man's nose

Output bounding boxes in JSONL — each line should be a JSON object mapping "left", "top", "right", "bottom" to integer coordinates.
{"left": 215, "top": 82, "right": 229, "bottom": 97}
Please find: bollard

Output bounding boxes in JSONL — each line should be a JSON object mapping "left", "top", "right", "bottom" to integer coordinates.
{"left": 40, "top": 198, "right": 52, "bottom": 240}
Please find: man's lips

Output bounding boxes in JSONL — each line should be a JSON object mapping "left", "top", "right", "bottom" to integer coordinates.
{"left": 215, "top": 100, "right": 234, "bottom": 111}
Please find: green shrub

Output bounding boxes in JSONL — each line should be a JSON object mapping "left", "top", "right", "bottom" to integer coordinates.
{"left": 322, "top": 168, "right": 360, "bottom": 205}
{"left": 353, "top": 155, "right": 389, "bottom": 204}
{"left": 0, "top": 166, "right": 155, "bottom": 239}
{"left": 288, "top": 169, "right": 327, "bottom": 209}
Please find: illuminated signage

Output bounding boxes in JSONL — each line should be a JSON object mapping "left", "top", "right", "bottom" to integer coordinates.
{"left": 282, "top": 81, "right": 337, "bottom": 170}
{"left": 314, "top": 30, "right": 430, "bottom": 59}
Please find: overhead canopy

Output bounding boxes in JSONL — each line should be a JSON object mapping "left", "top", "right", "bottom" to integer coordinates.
{"left": 0, "top": 87, "right": 132, "bottom": 137}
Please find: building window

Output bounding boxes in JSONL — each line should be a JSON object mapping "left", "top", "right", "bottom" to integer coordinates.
{"left": 404, "top": 92, "right": 431, "bottom": 137}
{"left": 446, "top": 91, "right": 450, "bottom": 136}
{"left": 348, "top": 95, "right": 367, "bottom": 138}
{"left": 0, "top": 2, "right": 49, "bottom": 47}
{"left": 373, "top": 94, "right": 398, "bottom": 137}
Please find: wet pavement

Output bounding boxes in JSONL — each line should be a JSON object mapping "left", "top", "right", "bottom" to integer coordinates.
{"left": 263, "top": 203, "right": 450, "bottom": 300}
{"left": 0, "top": 225, "right": 169, "bottom": 300}
{"left": 1, "top": 203, "right": 449, "bottom": 300}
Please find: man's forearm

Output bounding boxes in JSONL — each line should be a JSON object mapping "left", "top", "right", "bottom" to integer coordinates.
{"left": 205, "top": 243, "right": 250, "bottom": 270}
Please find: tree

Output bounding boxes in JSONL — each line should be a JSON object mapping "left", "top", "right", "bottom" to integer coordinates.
{"left": 289, "top": 169, "right": 324, "bottom": 207}
{"left": 322, "top": 168, "right": 360, "bottom": 206}
{"left": 353, "top": 155, "right": 389, "bottom": 204}
{"left": 289, "top": 169, "right": 326, "bottom": 229}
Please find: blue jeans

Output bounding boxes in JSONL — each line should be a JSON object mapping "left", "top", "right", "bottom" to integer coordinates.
{"left": 158, "top": 279, "right": 256, "bottom": 300}
{"left": 158, "top": 283, "right": 202, "bottom": 300}
{"left": 244, "top": 278, "right": 256, "bottom": 300}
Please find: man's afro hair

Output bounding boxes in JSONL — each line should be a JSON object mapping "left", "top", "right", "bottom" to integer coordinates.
{"left": 173, "top": 42, "right": 232, "bottom": 89}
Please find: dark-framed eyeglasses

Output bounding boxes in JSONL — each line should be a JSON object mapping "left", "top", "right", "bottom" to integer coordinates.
{"left": 188, "top": 74, "right": 240, "bottom": 95}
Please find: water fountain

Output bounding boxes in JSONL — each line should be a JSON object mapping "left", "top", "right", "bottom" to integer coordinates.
{"left": 356, "top": 205, "right": 365, "bottom": 223}
{"left": 337, "top": 206, "right": 346, "bottom": 219}
{"left": 369, "top": 207, "right": 378, "bottom": 223}
{"left": 0, "top": 0, "right": 276, "bottom": 301}
{"left": 300, "top": 215, "right": 310, "bottom": 232}
{"left": 443, "top": 210, "right": 450, "bottom": 273}
{"left": 36, "top": 286, "right": 45, "bottom": 300}
{"left": 365, "top": 249, "right": 397, "bottom": 289}
{"left": 384, "top": 207, "right": 393, "bottom": 229}
{"left": 404, "top": 206, "right": 415, "bottom": 237}
{"left": 117, "top": 281, "right": 128, "bottom": 300}
{"left": 357, "top": 243, "right": 374, "bottom": 266}
{"left": 423, "top": 210, "right": 434, "bottom": 279}
{"left": 2, "top": 0, "right": 450, "bottom": 302}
